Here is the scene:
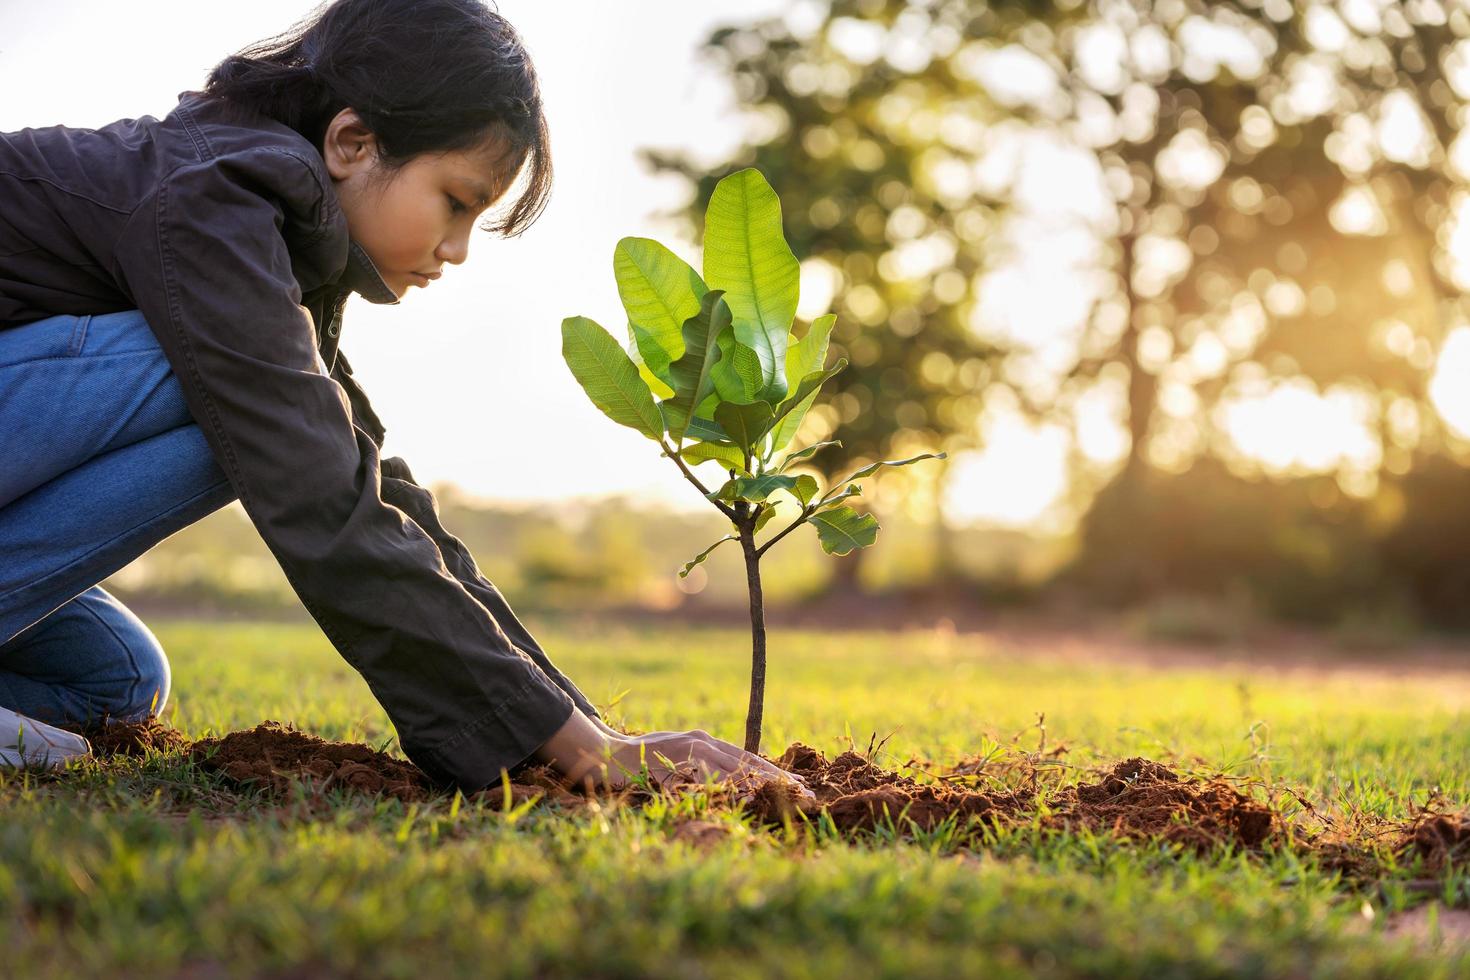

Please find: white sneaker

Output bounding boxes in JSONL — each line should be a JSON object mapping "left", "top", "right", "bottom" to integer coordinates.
{"left": 0, "top": 705, "right": 93, "bottom": 771}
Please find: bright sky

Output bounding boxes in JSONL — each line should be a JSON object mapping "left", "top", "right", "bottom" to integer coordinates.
{"left": 6, "top": 2, "right": 1462, "bottom": 531}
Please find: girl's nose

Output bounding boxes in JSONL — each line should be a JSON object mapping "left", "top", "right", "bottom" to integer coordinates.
{"left": 437, "top": 232, "right": 470, "bottom": 267}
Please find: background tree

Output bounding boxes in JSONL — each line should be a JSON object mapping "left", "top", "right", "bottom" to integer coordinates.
{"left": 643, "top": 0, "right": 1013, "bottom": 591}
{"left": 653, "top": 0, "right": 1470, "bottom": 622}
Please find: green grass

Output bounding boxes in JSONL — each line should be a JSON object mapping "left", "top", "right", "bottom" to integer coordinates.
{"left": 3, "top": 617, "right": 1468, "bottom": 978}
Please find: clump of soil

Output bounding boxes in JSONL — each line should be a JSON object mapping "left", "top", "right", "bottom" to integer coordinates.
{"left": 1042, "top": 756, "right": 1275, "bottom": 851}
{"left": 1395, "top": 811, "right": 1470, "bottom": 872}
{"left": 63, "top": 715, "right": 192, "bottom": 758}
{"left": 749, "top": 741, "right": 1034, "bottom": 835}
{"left": 189, "top": 722, "right": 437, "bottom": 803}
{"left": 185, "top": 721, "right": 588, "bottom": 810}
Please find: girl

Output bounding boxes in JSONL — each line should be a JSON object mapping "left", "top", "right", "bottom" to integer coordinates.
{"left": 0, "top": 0, "right": 807, "bottom": 800}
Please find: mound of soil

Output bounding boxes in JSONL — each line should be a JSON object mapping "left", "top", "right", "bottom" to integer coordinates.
{"left": 749, "top": 741, "right": 1033, "bottom": 835}
{"left": 1396, "top": 811, "right": 1470, "bottom": 872}
{"left": 187, "top": 722, "right": 439, "bottom": 803}
{"left": 1044, "top": 757, "right": 1275, "bottom": 851}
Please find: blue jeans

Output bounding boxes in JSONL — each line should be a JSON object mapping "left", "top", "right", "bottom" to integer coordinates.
{"left": 0, "top": 309, "right": 237, "bottom": 726}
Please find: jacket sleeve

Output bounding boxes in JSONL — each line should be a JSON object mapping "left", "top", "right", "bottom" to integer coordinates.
{"left": 330, "top": 352, "right": 602, "bottom": 723}
{"left": 111, "top": 146, "right": 577, "bottom": 790}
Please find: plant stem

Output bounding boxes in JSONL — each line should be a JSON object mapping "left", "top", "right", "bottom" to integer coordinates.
{"left": 738, "top": 522, "right": 766, "bottom": 755}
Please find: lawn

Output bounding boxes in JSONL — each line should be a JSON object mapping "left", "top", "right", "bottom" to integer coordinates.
{"left": 2, "top": 617, "right": 1467, "bottom": 978}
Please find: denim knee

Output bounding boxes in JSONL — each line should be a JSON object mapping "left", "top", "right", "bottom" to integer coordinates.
{"left": 0, "top": 587, "right": 172, "bottom": 726}
{"left": 94, "top": 603, "right": 172, "bottom": 723}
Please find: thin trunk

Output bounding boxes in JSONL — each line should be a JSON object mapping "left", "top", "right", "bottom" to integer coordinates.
{"left": 739, "top": 527, "right": 767, "bottom": 755}
{"left": 1119, "top": 223, "right": 1155, "bottom": 478}
{"left": 930, "top": 453, "right": 956, "bottom": 586}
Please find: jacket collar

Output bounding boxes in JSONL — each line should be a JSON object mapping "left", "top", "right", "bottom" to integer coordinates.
{"left": 341, "top": 238, "right": 400, "bottom": 305}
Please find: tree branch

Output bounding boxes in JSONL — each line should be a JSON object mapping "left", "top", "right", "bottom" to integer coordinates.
{"left": 755, "top": 505, "right": 814, "bottom": 558}
{"left": 661, "top": 439, "right": 739, "bottom": 521}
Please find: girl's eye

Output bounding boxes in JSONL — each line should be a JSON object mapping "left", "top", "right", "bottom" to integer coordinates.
{"left": 447, "top": 195, "right": 467, "bottom": 215}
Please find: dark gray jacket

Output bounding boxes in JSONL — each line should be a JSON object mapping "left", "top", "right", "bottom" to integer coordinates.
{"left": 0, "top": 89, "right": 598, "bottom": 789}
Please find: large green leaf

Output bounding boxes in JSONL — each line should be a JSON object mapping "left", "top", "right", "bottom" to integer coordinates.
{"left": 663, "top": 290, "right": 732, "bottom": 444}
{"left": 807, "top": 506, "right": 880, "bottom": 556}
{"left": 678, "top": 535, "right": 738, "bottom": 578}
{"left": 614, "top": 237, "right": 706, "bottom": 382}
{"left": 770, "top": 314, "right": 837, "bottom": 451}
{"left": 703, "top": 168, "right": 799, "bottom": 404}
{"left": 714, "top": 400, "right": 774, "bottom": 456}
{"left": 836, "top": 452, "right": 949, "bottom": 485}
{"left": 708, "top": 473, "right": 799, "bottom": 503}
{"left": 679, "top": 441, "right": 748, "bottom": 474}
{"left": 561, "top": 316, "right": 663, "bottom": 440}
{"left": 626, "top": 321, "right": 674, "bottom": 399}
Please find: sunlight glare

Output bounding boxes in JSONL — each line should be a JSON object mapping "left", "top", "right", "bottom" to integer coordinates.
{"left": 1429, "top": 326, "right": 1470, "bottom": 439}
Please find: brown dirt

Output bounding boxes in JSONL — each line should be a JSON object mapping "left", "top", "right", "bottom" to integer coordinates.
{"left": 1044, "top": 756, "right": 1275, "bottom": 850}
{"left": 750, "top": 745, "right": 1273, "bottom": 852}
{"left": 188, "top": 722, "right": 438, "bottom": 803}
{"left": 73, "top": 718, "right": 1468, "bottom": 883}
{"left": 749, "top": 741, "right": 1034, "bottom": 836}
{"left": 73, "top": 715, "right": 193, "bottom": 757}
{"left": 1398, "top": 811, "right": 1470, "bottom": 872}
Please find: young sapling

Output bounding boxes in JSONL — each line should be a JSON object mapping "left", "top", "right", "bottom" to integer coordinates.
{"left": 561, "top": 168, "right": 944, "bottom": 754}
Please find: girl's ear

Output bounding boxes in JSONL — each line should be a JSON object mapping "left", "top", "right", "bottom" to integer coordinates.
{"left": 321, "top": 107, "right": 380, "bottom": 181}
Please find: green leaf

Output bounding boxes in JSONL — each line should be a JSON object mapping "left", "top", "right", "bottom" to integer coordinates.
{"left": 792, "top": 474, "right": 821, "bottom": 507}
{"left": 663, "top": 290, "right": 732, "bottom": 444}
{"left": 708, "top": 473, "right": 799, "bottom": 503}
{"left": 703, "top": 168, "right": 799, "bottom": 404}
{"left": 679, "top": 535, "right": 737, "bottom": 577}
{"left": 769, "top": 358, "right": 847, "bottom": 431}
{"left": 615, "top": 237, "right": 706, "bottom": 380}
{"left": 679, "top": 441, "right": 748, "bottom": 474}
{"left": 807, "top": 506, "right": 880, "bottom": 556}
{"left": 785, "top": 314, "right": 837, "bottom": 387}
{"left": 776, "top": 440, "right": 843, "bottom": 474}
{"left": 814, "top": 484, "right": 861, "bottom": 511}
{"left": 561, "top": 316, "right": 663, "bottom": 440}
{"left": 770, "top": 314, "right": 837, "bottom": 451}
{"left": 710, "top": 330, "right": 767, "bottom": 403}
{"left": 836, "top": 452, "right": 949, "bottom": 485}
{"left": 753, "top": 504, "right": 777, "bottom": 533}
{"left": 683, "top": 414, "right": 729, "bottom": 443}
{"left": 714, "top": 400, "right": 774, "bottom": 456}
{"left": 626, "top": 322, "right": 675, "bottom": 399}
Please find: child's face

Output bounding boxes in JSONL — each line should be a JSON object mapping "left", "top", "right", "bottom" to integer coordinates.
{"left": 321, "top": 108, "right": 520, "bottom": 299}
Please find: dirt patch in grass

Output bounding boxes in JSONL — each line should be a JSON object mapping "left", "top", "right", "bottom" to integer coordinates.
{"left": 77, "top": 718, "right": 1467, "bottom": 881}
{"left": 749, "top": 744, "right": 1273, "bottom": 852}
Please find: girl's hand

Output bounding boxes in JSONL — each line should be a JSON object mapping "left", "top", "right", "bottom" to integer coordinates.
{"left": 539, "top": 709, "right": 813, "bottom": 801}
{"left": 601, "top": 730, "right": 816, "bottom": 801}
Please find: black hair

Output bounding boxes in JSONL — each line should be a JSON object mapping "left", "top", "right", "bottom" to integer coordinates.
{"left": 196, "top": 0, "right": 551, "bottom": 237}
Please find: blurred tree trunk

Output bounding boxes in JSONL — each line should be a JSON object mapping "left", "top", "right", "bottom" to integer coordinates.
{"left": 930, "top": 453, "right": 959, "bottom": 586}
{"left": 824, "top": 546, "right": 868, "bottom": 596}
